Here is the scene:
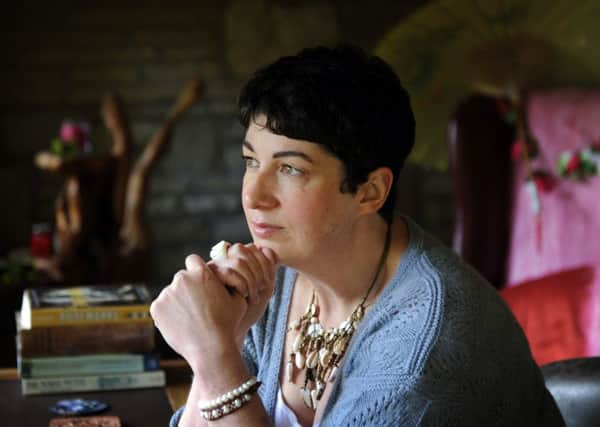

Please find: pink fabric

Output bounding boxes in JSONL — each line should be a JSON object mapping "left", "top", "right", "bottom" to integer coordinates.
{"left": 506, "top": 89, "right": 600, "bottom": 355}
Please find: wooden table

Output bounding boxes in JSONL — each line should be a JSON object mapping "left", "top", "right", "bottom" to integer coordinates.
{"left": 0, "top": 359, "right": 192, "bottom": 426}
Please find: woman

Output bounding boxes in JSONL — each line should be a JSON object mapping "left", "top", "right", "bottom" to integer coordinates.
{"left": 151, "top": 45, "right": 564, "bottom": 426}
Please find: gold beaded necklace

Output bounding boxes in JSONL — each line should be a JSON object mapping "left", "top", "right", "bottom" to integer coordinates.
{"left": 285, "top": 225, "right": 391, "bottom": 410}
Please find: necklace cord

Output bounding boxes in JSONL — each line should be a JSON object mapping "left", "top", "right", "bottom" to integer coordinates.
{"left": 359, "top": 222, "right": 392, "bottom": 307}
{"left": 285, "top": 222, "right": 393, "bottom": 411}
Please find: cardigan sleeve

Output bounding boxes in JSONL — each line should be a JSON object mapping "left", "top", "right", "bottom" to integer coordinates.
{"left": 241, "top": 328, "right": 259, "bottom": 375}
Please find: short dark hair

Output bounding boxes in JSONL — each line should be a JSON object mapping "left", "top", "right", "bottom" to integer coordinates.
{"left": 238, "top": 44, "right": 415, "bottom": 223}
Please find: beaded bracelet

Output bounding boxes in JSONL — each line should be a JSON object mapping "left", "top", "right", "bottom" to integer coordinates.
{"left": 198, "top": 376, "right": 261, "bottom": 421}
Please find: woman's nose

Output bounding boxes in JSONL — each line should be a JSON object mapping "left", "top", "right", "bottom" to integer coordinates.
{"left": 243, "top": 173, "right": 278, "bottom": 210}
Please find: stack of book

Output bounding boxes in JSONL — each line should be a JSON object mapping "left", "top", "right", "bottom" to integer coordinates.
{"left": 16, "top": 283, "right": 165, "bottom": 395}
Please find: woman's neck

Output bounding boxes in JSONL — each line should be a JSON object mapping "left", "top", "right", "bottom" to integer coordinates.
{"left": 295, "top": 215, "right": 408, "bottom": 327}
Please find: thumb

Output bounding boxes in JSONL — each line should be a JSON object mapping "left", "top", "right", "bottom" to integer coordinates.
{"left": 185, "top": 253, "right": 206, "bottom": 272}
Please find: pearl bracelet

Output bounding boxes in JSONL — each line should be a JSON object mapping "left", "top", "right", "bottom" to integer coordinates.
{"left": 198, "top": 376, "right": 261, "bottom": 421}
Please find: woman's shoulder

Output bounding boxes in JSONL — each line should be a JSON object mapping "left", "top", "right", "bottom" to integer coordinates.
{"left": 340, "top": 247, "right": 447, "bottom": 382}
{"left": 346, "top": 220, "right": 523, "bottom": 379}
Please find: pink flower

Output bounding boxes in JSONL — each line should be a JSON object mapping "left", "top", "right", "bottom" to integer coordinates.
{"left": 59, "top": 121, "right": 85, "bottom": 144}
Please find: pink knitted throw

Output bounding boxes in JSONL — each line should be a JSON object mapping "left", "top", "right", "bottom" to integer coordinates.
{"left": 507, "top": 89, "right": 600, "bottom": 354}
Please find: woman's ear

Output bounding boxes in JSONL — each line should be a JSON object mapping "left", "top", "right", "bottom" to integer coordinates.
{"left": 357, "top": 167, "right": 393, "bottom": 215}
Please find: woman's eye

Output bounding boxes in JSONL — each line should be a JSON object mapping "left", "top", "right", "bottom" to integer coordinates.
{"left": 243, "top": 156, "right": 259, "bottom": 169}
{"left": 280, "top": 164, "right": 303, "bottom": 176}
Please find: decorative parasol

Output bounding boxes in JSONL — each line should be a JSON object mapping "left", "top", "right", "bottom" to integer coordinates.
{"left": 375, "top": 0, "right": 600, "bottom": 170}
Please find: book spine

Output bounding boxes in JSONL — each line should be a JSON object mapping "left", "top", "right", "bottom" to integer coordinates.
{"left": 29, "top": 304, "right": 151, "bottom": 327}
{"left": 17, "top": 321, "right": 155, "bottom": 357}
{"left": 20, "top": 353, "right": 160, "bottom": 378}
{"left": 21, "top": 370, "right": 166, "bottom": 395}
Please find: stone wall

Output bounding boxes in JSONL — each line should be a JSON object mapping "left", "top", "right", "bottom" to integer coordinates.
{"left": 0, "top": 0, "right": 453, "bottom": 286}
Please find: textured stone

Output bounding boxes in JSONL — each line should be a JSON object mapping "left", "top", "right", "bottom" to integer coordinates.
{"left": 142, "top": 63, "right": 221, "bottom": 82}
{"left": 151, "top": 216, "right": 209, "bottom": 247}
{"left": 70, "top": 65, "right": 139, "bottom": 83}
{"left": 131, "top": 30, "right": 219, "bottom": 49}
{"left": 213, "top": 214, "right": 251, "bottom": 243}
{"left": 3, "top": 31, "right": 130, "bottom": 51}
{"left": 222, "top": 120, "right": 246, "bottom": 145}
{"left": 130, "top": 121, "right": 160, "bottom": 144}
{"left": 66, "top": 82, "right": 186, "bottom": 104}
{"left": 207, "top": 98, "right": 240, "bottom": 115}
{"left": 0, "top": 112, "right": 68, "bottom": 156}
{"left": 150, "top": 245, "right": 196, "bottom": 285}
{"left": 65, "top": 7, "right": 213, "bottom": 28}
{"left": 146, "top": 195, "right": 178, "bottom": 217}
{"left": 225, "top": 0, "right": 339, "bottom": 75}
{"left": 0, "top": 0, "right": 454, "bottom": 287}
{"left": 163, "top": 47, "right": 216, "bottom": 62}
{"left": 191, "top": 175, "right": 241, "bottom": 193}
{"left": 0, "top": 69, "right": 66, "bottom": 86}
{"left": 182, "top": 193, "right": 240, "bottom": 214}
{"left": 223, "top": 144, "right": 245, "bottom": 179}
{"left": 0, "top": 165, "right": 33, "bottom": 252}
{"left": 18, "top": 47, "right": 159, "bottom": 65}
{"left": 148, "top": 120, "right": 217, "bottom": 193}
{"left": 2, "top": 80, "right": 72, "bottom": 106}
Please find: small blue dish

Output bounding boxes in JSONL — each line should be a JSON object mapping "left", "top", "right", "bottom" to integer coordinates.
{"left": 49, "top": 398, "right": 109, "bottom": 416}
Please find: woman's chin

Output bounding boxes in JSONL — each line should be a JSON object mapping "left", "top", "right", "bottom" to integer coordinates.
{"left": 250, "top": 238, "right": 282, "bottom": 260}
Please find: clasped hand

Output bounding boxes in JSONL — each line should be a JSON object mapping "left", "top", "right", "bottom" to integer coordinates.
{"left": 150, "top": 243, "right": 277, "bottom": 374}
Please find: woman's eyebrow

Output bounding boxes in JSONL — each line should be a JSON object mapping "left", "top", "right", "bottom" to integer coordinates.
{"left": 272, "top": 151, "right": 314, "bottom": 163}
{"left": 243, "top": 141, "right": 314, "bottom": 163}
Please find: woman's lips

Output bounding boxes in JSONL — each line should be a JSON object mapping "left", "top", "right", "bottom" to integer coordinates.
{"left": 250, "top": 221, "right": 283, "bottom": 238}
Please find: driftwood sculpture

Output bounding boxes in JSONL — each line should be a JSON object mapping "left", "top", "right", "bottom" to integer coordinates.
{"left": 33, "top": 79, "right": 203, "bottom": 284}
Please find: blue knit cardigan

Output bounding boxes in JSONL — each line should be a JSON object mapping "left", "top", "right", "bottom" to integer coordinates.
{"left": 170, "top": 217, "right": 564, "bottom": 426}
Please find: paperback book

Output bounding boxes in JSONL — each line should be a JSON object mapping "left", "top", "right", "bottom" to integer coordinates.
{"left": 15, "top": 312, "right": 155, "bottom": 358}
{"left": 19, "top": 352, "right": 160, "bottom": 378}
{"left": 21, "top": 370, "right": 166, "bottom": 395}
{"left": 20, "top": 283, "right": 152, "bottom": 328}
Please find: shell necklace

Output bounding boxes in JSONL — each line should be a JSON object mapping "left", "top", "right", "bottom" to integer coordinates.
{"left": 285, "top": 226, "right": 391, "bottom": 410}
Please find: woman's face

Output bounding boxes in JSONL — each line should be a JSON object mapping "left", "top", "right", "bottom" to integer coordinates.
{"left": 242, "top": 117, "right": 361, "bottom": 266}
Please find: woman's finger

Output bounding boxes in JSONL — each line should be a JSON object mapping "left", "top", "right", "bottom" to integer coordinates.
{"left": 245, "top": 243, "right": 275, "bottom": 290}
{"left": 207, "top": 262, "right": 250, "bottom": 300}
{"left": 208, "top": 241, "right": 271, "bottom": 305}
{"left": 185, "top": 253, "right": 206, "bottom": 272}
{"left": 238, "top": 245, "right": 268, "bottom": 304}
{"left": 240, "top": 243, "right": 276, "bottom": 304}
{"left": 227, "top": 244, "right": 261, "bottom": 289}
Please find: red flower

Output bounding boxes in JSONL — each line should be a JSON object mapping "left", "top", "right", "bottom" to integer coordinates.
{"left": 532, "top": 171, "right": 556, "bottom": 193}
{"left": 511, "top": 139, "right": 524, "bottom": 161}
{"left": 565, "top": 153, "right": 581, "bottom": 173}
